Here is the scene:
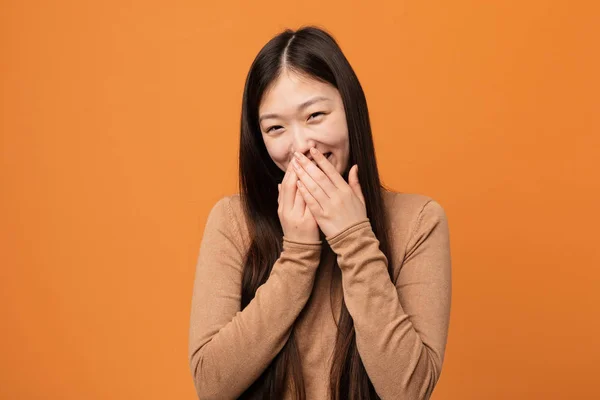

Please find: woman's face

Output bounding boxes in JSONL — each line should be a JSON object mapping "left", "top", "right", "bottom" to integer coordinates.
{"left": 258, "top": 69, "right": 350, "bottom": 176}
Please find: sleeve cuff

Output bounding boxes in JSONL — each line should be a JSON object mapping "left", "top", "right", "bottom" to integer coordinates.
{"left": 282, "top": 236, "right": 323, "bottom": 250}
{"left": 325, "top": 218, "right": 372, "bottom": 246}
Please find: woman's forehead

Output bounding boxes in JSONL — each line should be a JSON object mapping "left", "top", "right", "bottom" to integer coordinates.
{"left": 260, "top": 72, "right": 339, "bottom": 112}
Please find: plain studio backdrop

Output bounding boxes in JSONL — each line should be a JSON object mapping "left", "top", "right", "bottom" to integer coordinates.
{"left": 1, "top": 1, "right": 598, "bottom": 399}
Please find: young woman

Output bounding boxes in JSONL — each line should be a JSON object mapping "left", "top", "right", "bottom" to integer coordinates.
{"left": 188, "top": 26, "right": 452, "bottom": 400}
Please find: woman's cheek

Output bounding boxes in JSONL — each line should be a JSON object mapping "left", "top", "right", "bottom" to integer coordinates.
{"left": 264, "top": 143, "right": 286, "bottom": 168}
{"left": 319, "top": 118, "right": 338, "bottom": 137}
{"left": 328, "top": 114, "right": 347, "bottom": 135}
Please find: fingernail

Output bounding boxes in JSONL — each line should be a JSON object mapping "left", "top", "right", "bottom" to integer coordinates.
{"left": 310, "top": 147, "right": 317, "bottom": 155}
{"left": 294, "top": 152, "right": 302, "bottom": 160}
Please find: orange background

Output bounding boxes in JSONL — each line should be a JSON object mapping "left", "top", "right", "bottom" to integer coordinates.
{"left": 1, "top": 1, "right": 599, "bottom": 399}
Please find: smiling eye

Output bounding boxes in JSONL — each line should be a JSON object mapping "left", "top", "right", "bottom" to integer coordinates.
{"left": 266, "top": 125, "right": 283, "bottom": 133}
{"left": 308, "top": 112, "right": 324, "bottom": 120}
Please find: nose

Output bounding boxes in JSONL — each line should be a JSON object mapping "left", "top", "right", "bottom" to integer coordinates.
{"left": 290, "top": 126, "right": 317, "bottom": 160}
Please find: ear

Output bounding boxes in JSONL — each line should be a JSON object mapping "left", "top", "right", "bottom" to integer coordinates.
{"left": 348, "top": 164, "right": 365, "bottom": 205}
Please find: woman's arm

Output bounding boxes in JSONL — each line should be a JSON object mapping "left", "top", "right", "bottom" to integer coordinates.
{"left": 326, "top": 199, "right": 452, "bottom": 400}
{"left": 188, "top": 196, "right": 322, "bottom": 399}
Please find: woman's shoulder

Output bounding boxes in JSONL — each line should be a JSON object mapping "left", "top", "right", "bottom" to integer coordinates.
{"left": 208, "top": 193, "right": 250, "bottom": 248}
{"left": 222, "top": 193, "right": 245, "bottom": 222}
{"left": 209, "top": 193, "right": 243, "bottom": 215}
{"left": 383, "top": 188, "right": 446, "bottom": 216}
{"left": 381, "top": 188, "right": 449, "bottom": 244}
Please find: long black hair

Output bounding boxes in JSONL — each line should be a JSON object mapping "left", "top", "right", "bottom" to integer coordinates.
{"left": 238, "top": 26, "right": 392, "bottom": 400}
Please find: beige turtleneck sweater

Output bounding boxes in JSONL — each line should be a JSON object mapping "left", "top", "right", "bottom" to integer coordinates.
{"left": 188, "top": 190, "right": 452, "bottom": 399}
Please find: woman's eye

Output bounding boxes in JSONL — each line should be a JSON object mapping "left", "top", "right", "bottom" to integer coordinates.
{"left": 308, "top": 112, "right": 324, "bottom": 120}
{"left": 266, "top": 125, "right": 282, "bottom": 133}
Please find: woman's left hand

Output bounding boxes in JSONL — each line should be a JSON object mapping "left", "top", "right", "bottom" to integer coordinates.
{"left": 291, "top": 147, "right": 367, "bottom": 238}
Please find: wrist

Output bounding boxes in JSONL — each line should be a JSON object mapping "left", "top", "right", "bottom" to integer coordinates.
{"left": 283, "top": 236, "right": 322, "bottom": 247}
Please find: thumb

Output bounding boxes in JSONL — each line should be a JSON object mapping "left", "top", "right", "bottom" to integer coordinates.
{"left": 348, "top": 164, "right": 365, "bottom": 205}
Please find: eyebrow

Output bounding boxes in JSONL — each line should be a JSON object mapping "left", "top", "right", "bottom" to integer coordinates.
{"left": 259, "top": 96, "right": 331, "bottom": 123}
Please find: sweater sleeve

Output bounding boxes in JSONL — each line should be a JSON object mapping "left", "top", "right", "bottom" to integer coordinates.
{"left": 325, "top": 200, "right": 452, "bottom": 400}
{"left": 188, "top": 196, "right": 323, "bottom": 400}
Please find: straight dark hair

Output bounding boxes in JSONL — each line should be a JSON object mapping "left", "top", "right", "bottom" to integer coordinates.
{"left": 238, "top": 26, "right": 392, "bottom": 400}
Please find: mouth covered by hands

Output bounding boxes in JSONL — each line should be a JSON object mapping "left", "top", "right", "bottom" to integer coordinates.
{"left": 291, "top": 147, "right": 367, "bottom": 238}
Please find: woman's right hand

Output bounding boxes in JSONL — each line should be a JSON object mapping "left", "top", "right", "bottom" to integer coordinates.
{"left": 278, "top": 162, "right": 320, "bottom": 243}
